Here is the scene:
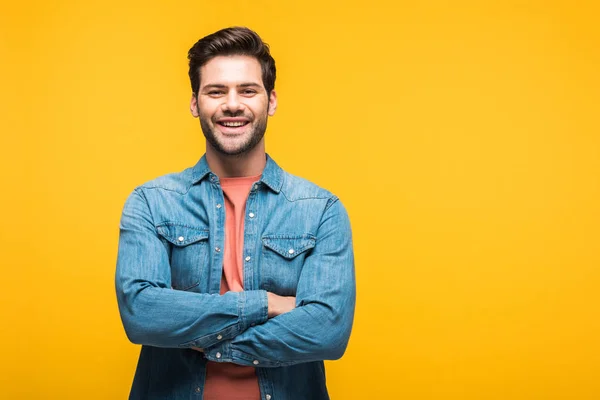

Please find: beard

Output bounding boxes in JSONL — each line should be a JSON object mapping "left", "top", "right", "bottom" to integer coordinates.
{"left": 200, "top": 111, "right": 268, "bottom": 156}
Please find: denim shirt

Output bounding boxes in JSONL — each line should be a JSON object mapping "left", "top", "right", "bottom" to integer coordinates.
{"left": 115, "top": 154, "right": 356, "bottom": 400}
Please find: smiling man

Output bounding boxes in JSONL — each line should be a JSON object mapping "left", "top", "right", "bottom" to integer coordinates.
{"left": 116, "top": 27, "right": 356, "bottom": 400}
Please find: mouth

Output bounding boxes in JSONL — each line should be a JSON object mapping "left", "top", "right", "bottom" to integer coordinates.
{"left": 217, "top": 121, "right": 250, "bottom": 128}
{"left": 216, "top": 119, "right": 251, "bottom": 134}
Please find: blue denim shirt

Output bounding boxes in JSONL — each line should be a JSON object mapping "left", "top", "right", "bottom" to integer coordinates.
{"left": 116, "top": 154, "right": 356, "bottom": 400}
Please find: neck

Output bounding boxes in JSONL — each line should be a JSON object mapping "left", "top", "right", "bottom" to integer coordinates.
{"left": 205, "top": 140, "right": 267, "bottom": 178}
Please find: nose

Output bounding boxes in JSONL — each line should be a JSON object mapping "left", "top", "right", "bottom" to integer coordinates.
{"left": 222, "top": 90, "right": 243, "bottom": 113}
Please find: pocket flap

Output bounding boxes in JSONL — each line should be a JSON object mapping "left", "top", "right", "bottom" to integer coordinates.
{"left": 157, "top": 223, "right": 209, "bottom": 246}
{"left": 262, "top": 234, "right": 316, "bottom": 259}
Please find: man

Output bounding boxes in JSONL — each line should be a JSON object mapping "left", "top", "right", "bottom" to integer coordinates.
{"left": 116, "top": 27, "right": 355, "bottom": 400}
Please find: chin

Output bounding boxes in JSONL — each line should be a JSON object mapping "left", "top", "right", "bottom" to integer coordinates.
{"left": 216, "top": 142, "right": 253, "bottom": 155}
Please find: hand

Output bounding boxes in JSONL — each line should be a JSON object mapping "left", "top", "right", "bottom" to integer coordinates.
{"left": 267, "top": 292, "right": 296, "bottom": 318}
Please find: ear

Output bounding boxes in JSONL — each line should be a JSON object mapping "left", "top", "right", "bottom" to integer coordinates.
{"left": 267, "top": 90, "right": 278, "bottom": 116}
{"left": 190, "top": 93, "right": 199, "bottom": 118}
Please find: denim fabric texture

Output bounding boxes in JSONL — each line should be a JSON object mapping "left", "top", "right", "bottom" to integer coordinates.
{"left": 116, "top": 154, "right": 356, "bottom": 400}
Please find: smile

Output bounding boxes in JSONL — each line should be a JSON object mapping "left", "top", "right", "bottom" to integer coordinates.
{"left": 218, "top": 121, "right": 249, "bottom": 127}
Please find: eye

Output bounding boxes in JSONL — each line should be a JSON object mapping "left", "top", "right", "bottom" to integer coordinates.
{"left": 241, "top": 89, "right": 257, "bottom": 96}
{"left": 207, "top": 90, "right": 225, "bottom": 97}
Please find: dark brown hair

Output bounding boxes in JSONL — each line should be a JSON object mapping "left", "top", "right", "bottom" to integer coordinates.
{"left": 188, "top": 27, "right": 276, "bottom": 96}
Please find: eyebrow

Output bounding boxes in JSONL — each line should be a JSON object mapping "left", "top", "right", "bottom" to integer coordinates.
{"left": 201, "top": 83, "right": 263, "bottom": 90}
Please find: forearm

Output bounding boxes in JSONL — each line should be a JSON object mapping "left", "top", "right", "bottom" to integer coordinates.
{"left": 190, "top": 291, "right": 296, "bottom": 353}
{"left": 116, "top": 278, "right": 268, "bottom": 349}
{"left": 204, "top": 302, "right": 354, "bottom": 367}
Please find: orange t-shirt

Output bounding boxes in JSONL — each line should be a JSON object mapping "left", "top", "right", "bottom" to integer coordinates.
{"left": 203, "top": 175, "right": 261, "bottom": 400}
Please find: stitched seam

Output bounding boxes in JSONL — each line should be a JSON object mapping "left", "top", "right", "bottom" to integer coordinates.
{"left": 279, "top": 190, "right": 331, "bottom": 202}
{"left": 324, "top": 196, "right": 340, "bottom": 211}
{"left": 238, "top": 292, "right": 246, "bottom": 329}
{"left": 136, "top": 188, "right": 157, "bottom": 227}
{"left": 155, "top": 222, "right": 209, "bottom": 231}
{"left": 140, "top": 184, "right": 193, "bottom": 195}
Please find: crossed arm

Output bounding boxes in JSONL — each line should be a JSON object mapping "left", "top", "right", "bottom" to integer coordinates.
{"left": 192, "top": 292, "right": 296, "bottom": 351}
{"left": 116, "top": 189, "right": 355, "bottom": 367}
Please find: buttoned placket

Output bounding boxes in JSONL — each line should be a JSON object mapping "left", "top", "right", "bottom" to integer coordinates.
{"left": 256, "top": 368, "right": 275, "bottom": 400}
{"left": 242, "top": 181, "right": 260, "bottom": 290}
{"left": 209, "top": 173, "right": 226, "bottom": 294}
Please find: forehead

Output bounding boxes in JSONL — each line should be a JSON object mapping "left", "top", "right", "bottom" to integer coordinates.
{"left": 199, "top": 55, "right": 263, "bottom": 88}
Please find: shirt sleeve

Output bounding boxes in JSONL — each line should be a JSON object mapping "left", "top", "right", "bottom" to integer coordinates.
{"left": 115, "top": 188, "right": 268, "bottom": 349}
{"left": 204, "top": 198, "right": 356, "bottom": 367}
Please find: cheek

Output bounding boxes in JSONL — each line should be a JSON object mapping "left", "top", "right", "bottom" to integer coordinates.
{"left": 248, "top": 103, "right": 269, "bottom": 118}
{"left": 198, "top": 107, "right": 217, "bottom": 122}
{"left": 197, "top": 100, "right": 220, "bottom": 118}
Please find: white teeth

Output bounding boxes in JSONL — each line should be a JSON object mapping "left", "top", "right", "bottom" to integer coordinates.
{"left": 221, "top": 121, "right": 246, "bottom": 127}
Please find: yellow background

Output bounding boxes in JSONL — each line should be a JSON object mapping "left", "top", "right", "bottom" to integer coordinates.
{"left": 1, "top": 0, "right": 599, "bottom": 398}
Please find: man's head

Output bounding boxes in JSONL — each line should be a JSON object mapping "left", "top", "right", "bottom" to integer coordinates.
{"left": 188, "top": 27, "right": 277, "bottom": 156}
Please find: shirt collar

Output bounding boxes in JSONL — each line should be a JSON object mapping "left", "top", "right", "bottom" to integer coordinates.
{"left": 190, "top": 153, "right": 283, "bottom": 193}
{"left": 260, "top": 154, "right": 283, "bottom": 193}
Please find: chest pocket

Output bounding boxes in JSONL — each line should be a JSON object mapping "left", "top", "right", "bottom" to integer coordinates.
{"left": 261, "top": 234, "right": 316, "bottom": 296}
{"left": 157, "top": 223, "right": 209, "bottom": 291}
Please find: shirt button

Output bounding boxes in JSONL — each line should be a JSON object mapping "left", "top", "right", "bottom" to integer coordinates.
{"left": 249, "top": 212, "right": 255, "bottom": 218}
{"left": 265, "top": 395, "right": 271, "bottom": 400}
{"left": 215, "top": 247, "right": 221, "bottom": 253}
{"left": 195, "top": 387, "right": 201, "bottom": 393}
{"left": 217, "top": 334, "right": 222, "bottom": 340}
{"left": 253, "top": 360, "right": 259, "bottom": 365}
{"left": 288, "top": 248, "right": 295, "bottom": 255}
{"left": 216, "top": 352, "right": 221, "bottom": 359}
{"left": 178, "top": 236, "right": 184, "bottom": 242}
{"left": 245, "top": 256, "right": 251, "bottom": 262}
{"left": 216, "top": 204, "right": 222, "bottom": 209}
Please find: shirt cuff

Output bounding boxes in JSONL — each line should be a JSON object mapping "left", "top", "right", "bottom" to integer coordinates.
{"left": 238, "top": 290, "right": 268, "bottom": 331}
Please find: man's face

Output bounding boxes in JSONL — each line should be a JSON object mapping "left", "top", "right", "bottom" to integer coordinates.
{"left": 190, "top": 55, "right": 277, "bottom": 156}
